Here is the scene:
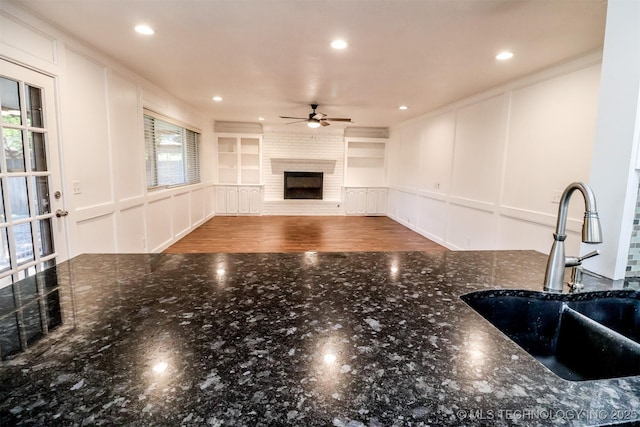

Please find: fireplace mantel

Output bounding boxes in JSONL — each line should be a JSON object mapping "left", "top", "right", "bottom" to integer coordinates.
{"left": 270, "top": 158, "right": 336, "bottom": 174}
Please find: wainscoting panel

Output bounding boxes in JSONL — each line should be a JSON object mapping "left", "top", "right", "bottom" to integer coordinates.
{"left": 416, "top": 195, "right": 447, "bottom": 245}
{"left": 447, "top": 203, "right": 497, "bottom": 250}
{"left": 146, "top": 197, "right": 173, "bottom": 251}
{"left": 172, "top": 191, "right": 191, "bottom": 239}
{"left": 117, "top": 205, "right": 146, "bottom": 253}
{"left": 76, "top": 213, "right": 116, "bottom": 254}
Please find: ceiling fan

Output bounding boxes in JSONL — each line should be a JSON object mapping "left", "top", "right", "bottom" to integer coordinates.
{"left": 279, "top": 104, "right": 352, "bottom": 128}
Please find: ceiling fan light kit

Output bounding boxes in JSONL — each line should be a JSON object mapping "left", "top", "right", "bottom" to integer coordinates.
{"left": 279, "top": 104, "right": 351, "bottom": 128}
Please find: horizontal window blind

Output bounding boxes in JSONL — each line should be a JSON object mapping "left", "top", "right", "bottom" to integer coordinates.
{"left": 144, "top": 113, "right": 200, "bottom": 188}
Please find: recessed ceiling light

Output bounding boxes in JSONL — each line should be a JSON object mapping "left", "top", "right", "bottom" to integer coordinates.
{"left": 134, "top": 24, "right": 155, "bottom": 35}
{"left": 331, "top": 39, "right": 348, "bottom": 49}
{"left": 258, "top": 117, "right": 265, "bottom": 121}
{"left": 496, "top": 51, "right": 514, "bottom": 61}
{"left": 399, "top": 105, "right": 408, "bottom": 110}
{"left": 212, "top": 96, "right": 223, "bottom": 102}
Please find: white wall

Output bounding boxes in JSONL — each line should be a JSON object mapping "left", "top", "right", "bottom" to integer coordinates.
{"left": 588, "top": 0, "right": 640, "bottom": 280}
{"left": 388, "top": 54, "right": 602, "bottom": 258}
{"left": 0, "top": 2, "right": 216, "bottom": 257}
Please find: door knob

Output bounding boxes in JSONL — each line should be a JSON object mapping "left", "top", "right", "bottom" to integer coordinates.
{"left": 55, "top": 209, "right": 69, "bottom": 217}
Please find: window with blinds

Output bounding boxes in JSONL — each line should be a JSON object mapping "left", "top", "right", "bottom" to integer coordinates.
{"left": 144, "top": 112, "right": 200, "bottom": 188}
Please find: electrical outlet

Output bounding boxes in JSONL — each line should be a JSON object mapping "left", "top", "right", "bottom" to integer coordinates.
{"left": 72, "top": 181, "right": 81, "bottom": 195}
{"left": 551, "top": 190, "right": 561, "bottom": 204}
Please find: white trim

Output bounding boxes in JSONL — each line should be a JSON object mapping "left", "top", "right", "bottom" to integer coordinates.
{"left": 143, "top": 108, "right": 202, "bottom": 134}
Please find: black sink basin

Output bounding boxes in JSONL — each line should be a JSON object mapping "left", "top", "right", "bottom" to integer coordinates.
{"left": 461, "top": 290, "right": 640, "bottom": 381}
{"left": 569, "top": 294, "right": 640, "bottom": 343}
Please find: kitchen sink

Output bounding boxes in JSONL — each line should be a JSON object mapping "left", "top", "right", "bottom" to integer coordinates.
{"left": 569, "top": 295, "right": 640, "bottom": 343}
{"left": 461, "top": 290, "right": 640, "bottom": 381}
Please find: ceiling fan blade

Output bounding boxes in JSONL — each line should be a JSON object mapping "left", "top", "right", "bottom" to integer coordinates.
{"left": 281, "top": 105, "right": 350, "bottom": 125}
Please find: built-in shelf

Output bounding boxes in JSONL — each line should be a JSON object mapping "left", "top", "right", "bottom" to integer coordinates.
{"left": 241, "top": 138, "right": 260, "bottom": 154}
{"left": 347, "top": 141, "right": 386, "bottom": 158}
{"left": 217, "top": 134, "right": 262, "bottom": 185}
{"left": 347, "top": 156, "right": 385, "bottom": 168}
{"left": 345, "top": 138, "right": 387, "bottom": 187}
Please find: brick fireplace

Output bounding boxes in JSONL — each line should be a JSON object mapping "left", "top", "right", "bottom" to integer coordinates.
{"left": 260, "top": 129, "right": 345, "bottom": 215}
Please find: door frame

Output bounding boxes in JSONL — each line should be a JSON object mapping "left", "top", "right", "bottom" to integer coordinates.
{"left": 0, "top": 57, "right": 69, "bottom": 286}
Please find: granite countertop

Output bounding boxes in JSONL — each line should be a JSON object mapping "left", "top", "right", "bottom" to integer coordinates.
{"left": 1, "top": 250, "right": 639, "bottom": 426}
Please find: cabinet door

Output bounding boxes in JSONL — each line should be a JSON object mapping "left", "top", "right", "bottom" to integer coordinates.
{"left": 226, "top": 188, "right": 238, "bottom": 214}
{"left": 366, "top": 190, "right": 378, "bottom": 214}
{"left": 249, "top": 187, "right": 262, "bottom": 214}
{"left": 367, "top": 189, "right": 387, "bottom": 215}
{"left": 214, "top": 187, "right": 227, "bottom": 214}
{"left": 238, "top": 187, "right": 250, "bottom": 214}
{"left": 355, "top": 189, "right": 367, "bottom": 214}
{"left": 346, "top": 189, "right": 368, "bottom": 215}
{"left": 345, "top": 189, "right": 358, "bottom": 214}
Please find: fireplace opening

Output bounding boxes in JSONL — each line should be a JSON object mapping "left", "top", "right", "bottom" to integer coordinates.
{"left": 284, "top": 171, "right": 323, "bottom": 200}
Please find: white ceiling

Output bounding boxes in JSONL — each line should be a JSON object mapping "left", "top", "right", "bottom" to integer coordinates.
{"left": 15, "top": 0, "right": 607, "bottom": 128}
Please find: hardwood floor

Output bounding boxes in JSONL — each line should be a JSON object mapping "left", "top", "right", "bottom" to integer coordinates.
{"left": 163, "top": 216, "right": 448, "bottom": 253}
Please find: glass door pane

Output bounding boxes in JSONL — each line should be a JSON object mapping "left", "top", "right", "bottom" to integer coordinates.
{"left": 8, "top": 177, "right": 29, "bottom": 219}
{"left": 3, "top": 127, "right": 25, "bottom": 172}
{"left": 29, "top": 132, "right": 47, "bottom": 171}
{"left": 26, "top": 85, "right": 43, "bottom": 128}
{"left": 0, "top": 77, "right": 21, "bottom": 125}
{"left": 32, "top": 176, "right": 50, "bottom": 215}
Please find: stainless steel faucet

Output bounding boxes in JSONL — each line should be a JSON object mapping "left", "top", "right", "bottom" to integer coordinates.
{"left": 543, "top": 182, "right": 602, "bottom": 293}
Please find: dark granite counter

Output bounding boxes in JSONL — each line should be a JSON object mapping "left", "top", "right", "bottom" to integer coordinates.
{"left": 0, "top": 250, "right": 639, "bottom": 426}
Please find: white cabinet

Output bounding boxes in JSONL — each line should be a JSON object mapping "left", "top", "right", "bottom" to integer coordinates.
{"left": 215, "top": 186, "right": 234, "bottom": 214}
{"left": 344, "top": 138, "right": 387, "bottom": 187}
{"left": 344, "top": 187, "right": 387, "bottom": 216}
{"left": 366, "top": 188, "right": 388, "bottom": 215}
{"left": 217, "top": 134, "right": 262, "bottom": 185}
{"left": 238, "top": 186, "right": 262, "bottom": 214}
{"left": 215, "top": 186, "right": 262, "bottom": 215}
{"left": 345, "top": 188, "right": 366, "bottom": 214}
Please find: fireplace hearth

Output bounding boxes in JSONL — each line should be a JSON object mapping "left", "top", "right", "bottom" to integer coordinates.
{"left": 284, "top": 172, "right": 323, "bottom": 200}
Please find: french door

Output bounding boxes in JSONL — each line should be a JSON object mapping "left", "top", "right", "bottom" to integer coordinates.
{"left": 0, "top": 59, "right": 67, "bottom": 288}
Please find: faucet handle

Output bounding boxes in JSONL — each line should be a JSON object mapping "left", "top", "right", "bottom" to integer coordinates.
{"left": 578, "top": 250, "right": 600, "bottom": 262}
{"left": 565, "top": 250, "right": 600, "bottom": 267}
